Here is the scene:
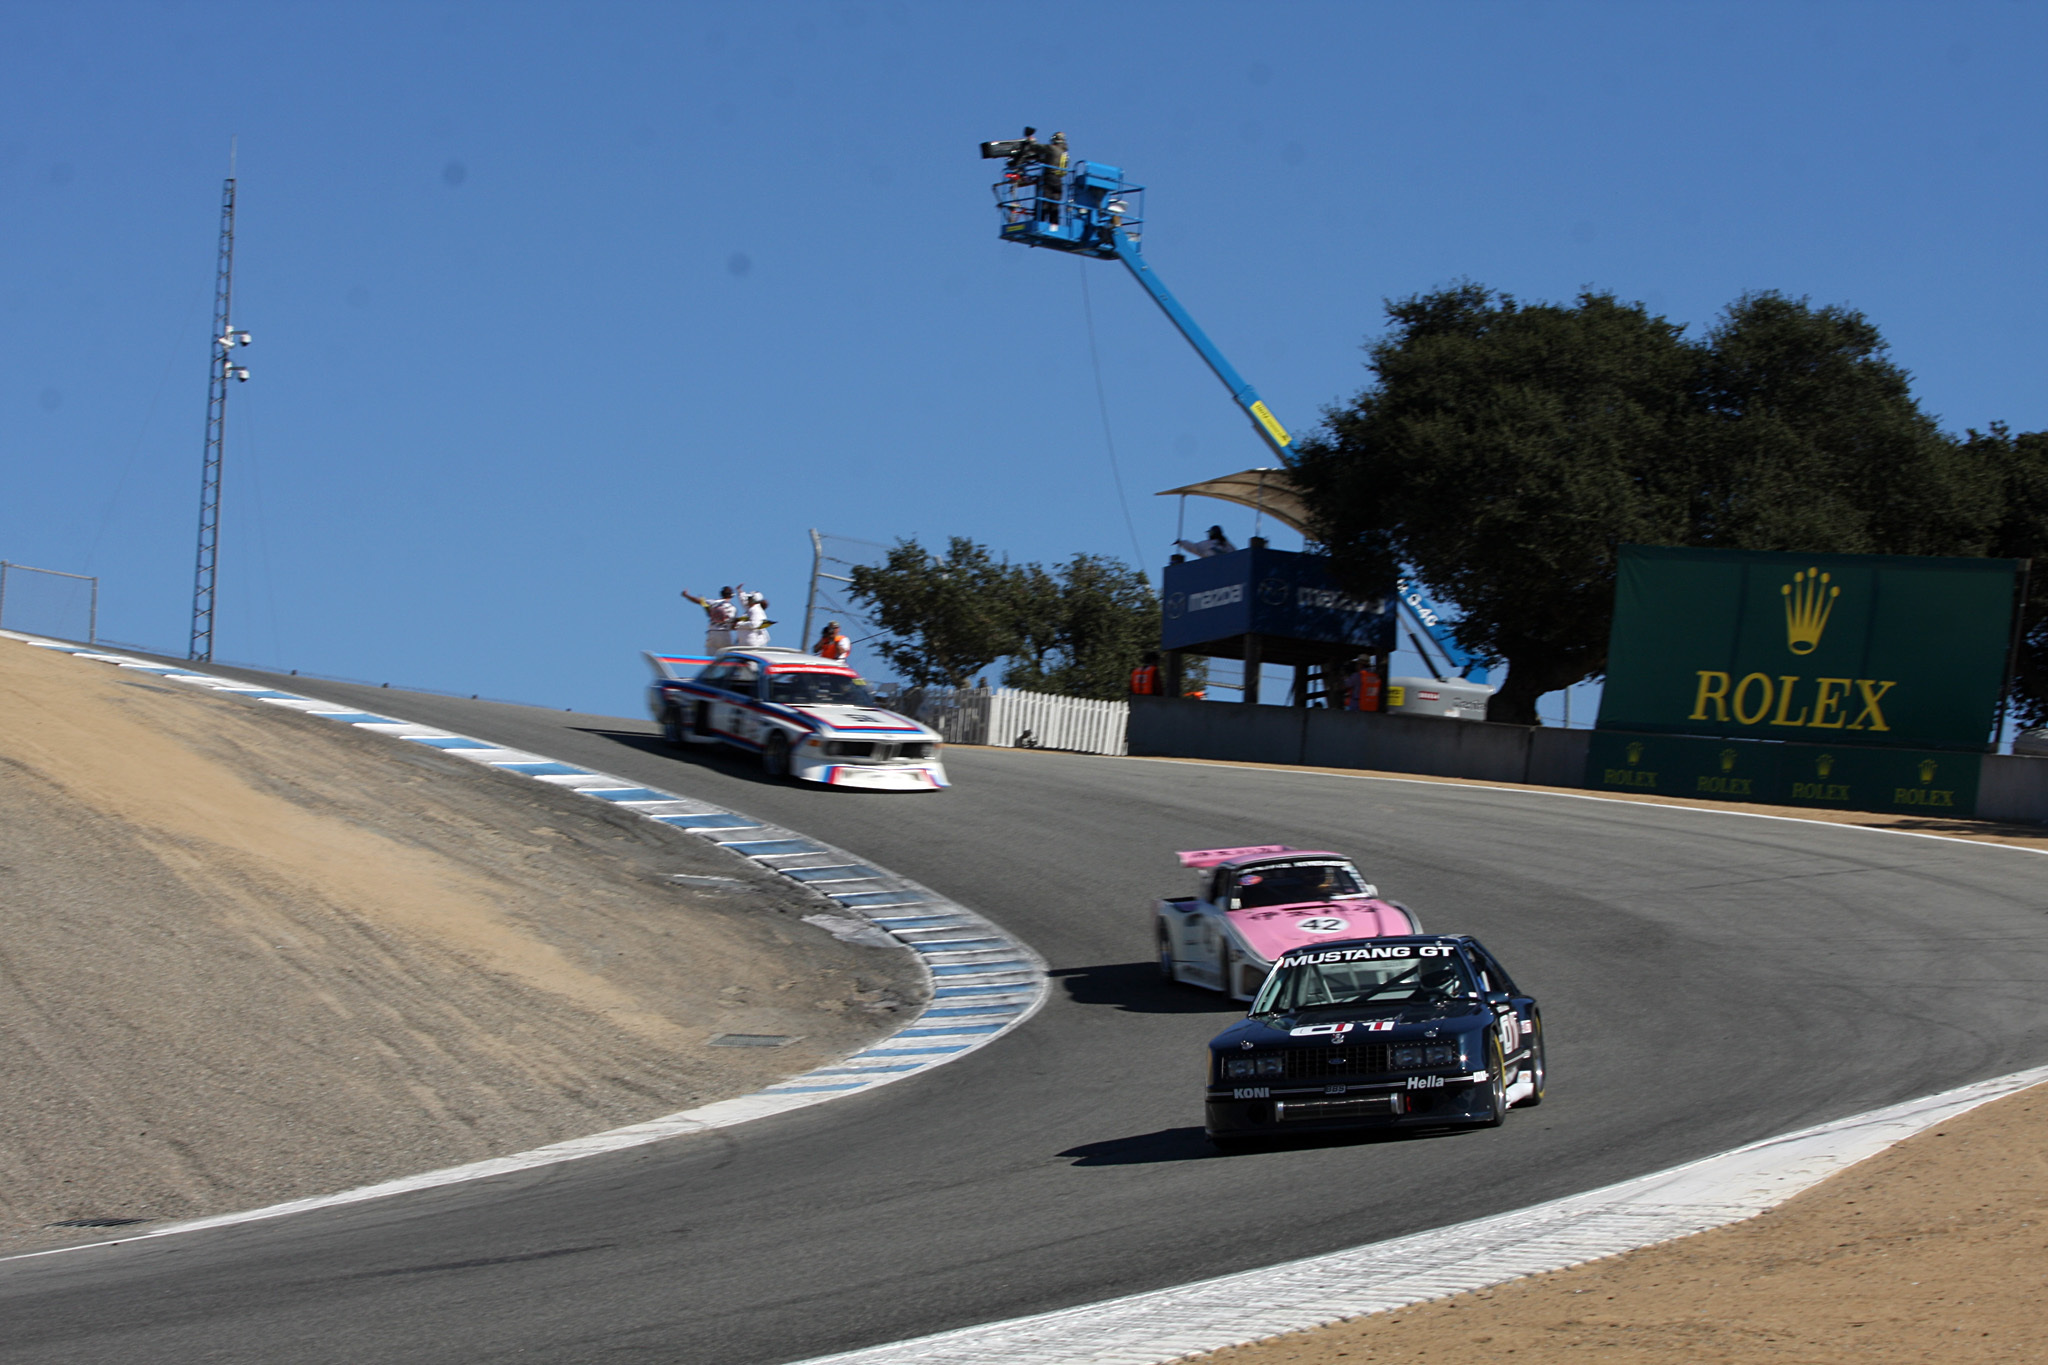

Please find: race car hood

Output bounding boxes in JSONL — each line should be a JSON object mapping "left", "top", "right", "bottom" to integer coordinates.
{"left": 1211, "top": 999, "right": 1490, "bottom": 1050}
{"left": 1225, "top": 898, "right": 1415, "bottom": 964}
{"left": 786, "top": 705, "right": 936, "bottom": 740}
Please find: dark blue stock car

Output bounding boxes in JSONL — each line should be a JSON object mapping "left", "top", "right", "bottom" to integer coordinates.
{"left": 1205, "top": 934, "right": 1543, "bottom": 1149}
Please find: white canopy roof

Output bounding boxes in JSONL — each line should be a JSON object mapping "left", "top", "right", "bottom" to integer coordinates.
{"left": 1156, "top": 467, "right": 1313, "bottom": 538}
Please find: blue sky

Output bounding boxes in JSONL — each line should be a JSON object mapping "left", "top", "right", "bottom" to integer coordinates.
{"left": 4, "top": 1, "right": 2042, "bottom": 721}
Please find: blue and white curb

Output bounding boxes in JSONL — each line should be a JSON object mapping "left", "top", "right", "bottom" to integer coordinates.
{"left": 2, "top": 632, "right": 1047, "bottom": 1256}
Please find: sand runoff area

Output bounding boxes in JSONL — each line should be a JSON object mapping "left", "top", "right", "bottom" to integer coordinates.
{"left": 0, "top": 639, "right": 923, "bottom": 1254}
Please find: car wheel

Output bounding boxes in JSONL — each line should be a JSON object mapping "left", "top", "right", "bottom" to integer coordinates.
{"left": 1221, "top": 938, "right": 1242, "bottom": 999}
{"left": 761, "top": 732, "right": 792, "bottom": 779}
{"left": 661, "top": 704, "right": 689, "bottom": 747}
{"left": 1478, "top": 1035, "right": 1508, "bottom": 1127}
{"left": 1514, "top": 1014, "right": 1546, "bottom": 1107}
{"left": 1156, "top": 919, "right": 1177, "bottom": 982}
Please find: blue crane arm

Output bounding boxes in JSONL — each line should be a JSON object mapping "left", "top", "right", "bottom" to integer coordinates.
{"left": 1107, "top": 228, "right": 1294, "bottom": 463}
{"left": 980, "top": 141, "right": 1489, "bottom": 684}
{"left": 1113, "top": 230, "right": 1490, "bottom": 683}
{"left": 1398, "top": 580, "right": 1489, "bottom": 683}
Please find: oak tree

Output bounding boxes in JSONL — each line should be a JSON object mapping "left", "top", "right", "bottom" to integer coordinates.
{"left": 1293, "top": 286, "right": 2006, "bottom": 725}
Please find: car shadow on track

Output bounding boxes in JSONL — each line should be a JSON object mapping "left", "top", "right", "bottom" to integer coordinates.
{"left": 1050, "top": 962, "right": 1247, "bottom": 1015}
{"left": 1062, "top": 1123, "right": 1463, "bottom": 1166}
{"left": 579, "top": 727, "right": 887, "bottom": 793}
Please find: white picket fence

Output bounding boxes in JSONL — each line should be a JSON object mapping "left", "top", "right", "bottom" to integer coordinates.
{"left": 878, "top": 684, "right": 1129, "bottom": 756}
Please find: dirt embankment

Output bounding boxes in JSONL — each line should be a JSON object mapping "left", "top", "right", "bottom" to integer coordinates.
{"left": 1190, "top": 1081, "right": 2048, "bottom": 1365}
{"left": 0, "top": 641, "right": 924, "bottom": 1253}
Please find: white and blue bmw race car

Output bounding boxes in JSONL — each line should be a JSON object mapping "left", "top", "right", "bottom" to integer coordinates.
{"left": 645, "top": 648, "right": 948, "bottom": 791}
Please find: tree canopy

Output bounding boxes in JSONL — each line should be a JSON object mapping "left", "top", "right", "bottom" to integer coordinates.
{"left": 1961, "top": 424, "right": 2048, "bottom": 726}
{"left": 848, "top": 537, "right": 1159, "bottom": 700}
{"left": 1291, "top": 285, "right": 2041, "bottom": 725}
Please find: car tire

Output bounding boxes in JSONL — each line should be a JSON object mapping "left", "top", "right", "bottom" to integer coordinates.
{"left": 1221, "top": 937, "right": 1242, "bottom": 999}
{"left": 1156, "top": 919, "right": 1177, "bottom": 982}
{"left": 1208, "top": 1133, "right": 1261, "bottom": 1155}
{"left": 761, "top": 732, "right": 792, "bottom": 780}
{"left": 661, "top": 704, "right": 690, "bottom": 747}
{"left": 1477, "top": 1034, "right": 1508, "bottom": 1128}
{"left": 1514, "top": 1014, "right": 1546, "bottom": 1107}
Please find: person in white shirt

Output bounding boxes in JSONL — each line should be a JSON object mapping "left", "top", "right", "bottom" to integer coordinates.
{"left": 682, "top": 585, "right": 740, "bottom": 654}
{"left": 736, "top": 592, "right": 774, "bottom": 647}
{"left": 1175, "top": 525, "right": 1237, "bottom": 558}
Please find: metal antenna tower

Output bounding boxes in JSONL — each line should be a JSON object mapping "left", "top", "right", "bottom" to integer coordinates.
{"left": 189, "top": 165, "right": 251, "bottom": 661}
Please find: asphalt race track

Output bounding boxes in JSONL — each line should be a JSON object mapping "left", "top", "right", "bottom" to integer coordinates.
{"left": 6, "top": 669, "right": 2048, "bottom": 1365}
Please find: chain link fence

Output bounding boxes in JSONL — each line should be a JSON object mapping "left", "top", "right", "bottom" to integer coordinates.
{"left": 0, "top": 561, "right": 97, "bottom": 643}
{"left": 802, "top": 530, "right": 893, "bottom": 657}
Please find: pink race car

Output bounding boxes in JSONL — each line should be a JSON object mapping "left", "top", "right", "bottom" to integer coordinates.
{"left": 1154, "top": 845, "right": 1420, "bottom": 1001}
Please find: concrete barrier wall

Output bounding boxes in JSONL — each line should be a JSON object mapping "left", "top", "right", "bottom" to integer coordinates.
{"left": 1303, "top": 705, "right": 1538, "bottom": 782}
{"left": 1127, "top": 696, "right": 1308, "bottom": 766}
{"left": 1129, "top": 697, "right": 1593, "bottom": 788}
{"left": 1528, "top": 726, "right": 1594, "bottom": 788}
{"left": 1977, "top": 754, "right": 2048, "bottom": 824}
{"left": 1128, "top": 698, "right": 2048, "bottom": 823}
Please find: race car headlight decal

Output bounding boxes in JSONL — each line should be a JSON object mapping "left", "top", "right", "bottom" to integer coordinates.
{"left": 1222, "top": 1055, "right": 1285, "bottom": 1079}
{"left": 1390, "top": 1043, "right": 1460, "bottom": 1070}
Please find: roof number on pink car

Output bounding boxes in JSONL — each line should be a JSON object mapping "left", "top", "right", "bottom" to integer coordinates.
{"left": 1296, "top": 916, "right": 1350, "bottom": 933}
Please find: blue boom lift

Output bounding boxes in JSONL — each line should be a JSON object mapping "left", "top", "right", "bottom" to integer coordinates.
{"left": 978, "top": 130, "right": 1489, "bottom": 688}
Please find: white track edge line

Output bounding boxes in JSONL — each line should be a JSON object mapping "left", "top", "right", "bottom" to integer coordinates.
{"left": 788, "top": 1062, "right": 2048, "bottom": 1365}
{"left": 1, "top": 634, "right": 1048, "bottom": 1261}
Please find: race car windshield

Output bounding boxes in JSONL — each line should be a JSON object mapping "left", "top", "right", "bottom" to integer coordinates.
{"left": 1234, "top": 861, "right": 1369, "bottom": 909}
{"left": 1253, "top": 950, "right": 1477, "bottom": 1016}
{"left": 769, "top": 672, "right": 876, "bottom": 707}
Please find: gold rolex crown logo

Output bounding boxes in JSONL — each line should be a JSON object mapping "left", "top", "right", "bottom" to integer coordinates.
{"left": 1918, "top": 758, "right": 1938, "bottom": 784}
{"left": 1816, "top": 753, "right": 1835, "bottom": 777}
{"left": 1719, "top": 747, "right": 1738, "bottom": 772}
{"left": 1782, "top": 568, "right": 1840, "bottom": 655}
{"left": 1625, "top": 742, "right": 1644, "bottom": 765}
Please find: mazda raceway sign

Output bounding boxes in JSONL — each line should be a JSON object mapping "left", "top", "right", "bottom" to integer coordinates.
{"left": 1589, "top": 545, "right": 2027, "bottom": 817}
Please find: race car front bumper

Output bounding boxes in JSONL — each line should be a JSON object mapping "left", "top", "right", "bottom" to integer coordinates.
{"left": 1205, "top": 1071, "right": 1494, "bottom": 1136}
{"left": 797, "top": 757, "right": 949, "bottom": 791}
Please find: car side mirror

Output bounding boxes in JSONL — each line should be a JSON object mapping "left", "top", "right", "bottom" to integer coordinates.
{"left": 1482, "top": 991, "right": 1512, "bottom": 1009}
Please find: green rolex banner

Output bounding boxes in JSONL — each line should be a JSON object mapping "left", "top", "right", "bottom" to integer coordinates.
{"left": 1596, "top": 545, "right": 2023, "bottom": 752}
{"left": 1585, "top": 730, "right": 1985, "bottom": 816}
